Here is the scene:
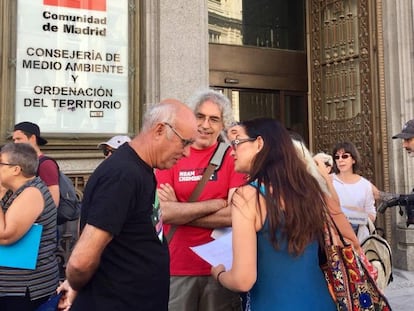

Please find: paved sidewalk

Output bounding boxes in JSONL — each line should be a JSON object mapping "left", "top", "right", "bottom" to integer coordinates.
{"left": 384, "top": 268, "right": 414, "bottom": 311}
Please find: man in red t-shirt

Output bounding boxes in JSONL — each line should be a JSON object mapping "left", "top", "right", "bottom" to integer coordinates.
{"left": 12, "top": 122, "right": 59, "bottom": 208}
{"left": 156, "top": 90, "right": 245, "bottom": 311}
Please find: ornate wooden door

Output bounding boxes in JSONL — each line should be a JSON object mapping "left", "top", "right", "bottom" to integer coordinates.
{"left": 309, "top": 0, "right": 383, "bottom": 182}
{"left": 309, "top": 0, "right": 390, "bottom": 237}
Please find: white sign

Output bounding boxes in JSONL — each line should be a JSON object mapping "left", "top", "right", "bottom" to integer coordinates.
{"left": 15, "top": 0, "right": 128, "bottom": 134}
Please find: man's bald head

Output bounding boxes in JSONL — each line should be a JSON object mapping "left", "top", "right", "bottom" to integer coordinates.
{"left": 142, "top": 99, "right": 193, "bottom": 132}
{"left": 133, "top": 98, "right": 197, "bottom": 169}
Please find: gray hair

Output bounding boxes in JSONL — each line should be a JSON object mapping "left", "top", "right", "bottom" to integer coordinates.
{"left": 1, "top": 142, "right": 38, "bottom": 177}
{"left": 141, "top": 101, "right": 178, "bottom": 132}
{"left": 314, "top": 152, "right": 333, "bottom": 167}
{"left": 188, "top": 89, "right": 235, "bottom": 129}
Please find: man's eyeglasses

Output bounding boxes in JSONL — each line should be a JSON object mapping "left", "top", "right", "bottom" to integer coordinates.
{"left": 103, "top": 149, "right": 114, "bottom": 157}
{"left": 230, "top": 138, "right": 256, "bottom": 150}
{"left": 164, "top": 123, "right": 195, "bottom": 148}
{"left": 0, "top": 162, "right": 18, "bottom": 166}
{"left": 195, "top": 113, "right": 222, "bottom": 125}
{"left": 334, "top": 153, "right": 351, "bottom": 160}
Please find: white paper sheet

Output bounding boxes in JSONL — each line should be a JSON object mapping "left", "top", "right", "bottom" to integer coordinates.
{"left": 211, "top": 227, "right": 232, "bottom": 239}
{"left": 190, "top": 231, "right": 233, "bottom": 270}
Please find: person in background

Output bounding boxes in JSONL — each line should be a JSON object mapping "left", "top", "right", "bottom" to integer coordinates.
{"left": 156, "top": 89, "right": 245, "bottom": 311}
{"left": 293, "top": 139, "right": 377, "bottom": 281}
{"left": 211, "top": 118, "right": 335, "bottom": 310}
{"left": 290, "top": 140, "right": 361, "bottom": 252}
{"left": 314, "top": 152, "right": 333, "bottom": 174}
{"left": 390, "top": 118, "right": 414, "bottom": 224}
{"left": 0, "top": 143, "right": 59, "bottom": 311}
{"left": 97, "top": 135, "right": 131, "bottom": 159}
{"left": 392, "top": 118, "right": 414, "bottom": 157}
{"left": 57, "top": 99, "right": 198, "bottom": 311}
{"left": 331, "top": 141, "right": 376, "bottom": 240}
{"left": 12, "top": 122, "right": 59, "bottom": 208}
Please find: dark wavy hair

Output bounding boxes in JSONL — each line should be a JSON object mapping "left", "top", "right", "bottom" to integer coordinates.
{"left": 331, "top": 141, "right": 361, "bottom": 174}
{"left": 233, "top": 118, "right": 328, "bottom": 256}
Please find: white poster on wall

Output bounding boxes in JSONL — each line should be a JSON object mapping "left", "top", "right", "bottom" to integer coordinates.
{"left": 15, "top": 0, "right": 128, "bottom": 134}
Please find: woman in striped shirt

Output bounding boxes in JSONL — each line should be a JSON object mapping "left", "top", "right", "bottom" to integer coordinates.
{"left": 0, "top": 142, "right": 59, "bottom": 311}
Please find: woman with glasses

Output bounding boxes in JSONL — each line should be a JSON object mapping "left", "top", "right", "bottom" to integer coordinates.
{"left": 211, "top": 118, "right": 336, "bottom": 310}
{"left": 331, "top": 141, "right": 376, "bottom": 239}
{"left": 0, "top": 143, "right": 59, "bottom": 310}
{"left": 288, "top": 139, "right": 362, "bottom": 253}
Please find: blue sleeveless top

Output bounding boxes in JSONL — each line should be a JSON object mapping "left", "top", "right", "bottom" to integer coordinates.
{"left": 245, "top": 183, "right": 335, "bottom": 310}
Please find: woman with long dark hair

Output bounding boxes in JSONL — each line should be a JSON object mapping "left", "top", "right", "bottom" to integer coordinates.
{"left": 211, "top": 118, "right": 335, "bottom": 310}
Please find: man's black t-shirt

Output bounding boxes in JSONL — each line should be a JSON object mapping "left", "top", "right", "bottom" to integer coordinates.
{"left": 71, "top": 144, "right": 169, "bottom": 311}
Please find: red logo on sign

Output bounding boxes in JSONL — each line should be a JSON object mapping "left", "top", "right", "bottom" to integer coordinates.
{"left": 44, "top": 0, "right": 106, "bottom": 11}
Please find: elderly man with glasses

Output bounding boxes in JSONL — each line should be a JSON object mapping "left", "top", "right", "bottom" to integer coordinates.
{"left": 58, "top": 99, "right": 197, "bottom": 311}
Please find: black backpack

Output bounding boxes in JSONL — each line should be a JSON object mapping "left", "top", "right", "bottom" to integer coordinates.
{"left": 38, "top": 156, "right": 81, "bottom": 225}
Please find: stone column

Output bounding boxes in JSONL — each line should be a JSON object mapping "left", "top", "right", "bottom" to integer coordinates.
{"left": 159, "top": 0, "right": 209, "bottom": 102}
{"left": 0, "top": 1, "right": 17, "bottom": 138}
{"left": 141, "top": 0, "right": 161, "bottom": 109}
{"left": 382, "top": 0, "right": 414, "bottom": 270}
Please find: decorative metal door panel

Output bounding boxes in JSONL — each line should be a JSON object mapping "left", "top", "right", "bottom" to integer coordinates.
{"left": 309, "top": 0, "right": 376, "bottom": 181}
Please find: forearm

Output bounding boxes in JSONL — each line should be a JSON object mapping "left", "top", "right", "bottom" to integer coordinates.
{"left": 216, "top": 271, "right": 243, "bottom": 292}
{"left": 212, "top": 266, "right": 255, "bottom": 293}
{"left": 331, "top": 212, "right": 361, "bottom": 252}
{"left": 65, "top": 224, "right": 111, "bottom": 291}
{"left": 161, "top": 199, "right": 226, "bottom": 225}
{"left": 66, "top": 261, "right": 98, "bottom": 291}
{"left": 188, "top": 206, "right": 232, "bottom": 228}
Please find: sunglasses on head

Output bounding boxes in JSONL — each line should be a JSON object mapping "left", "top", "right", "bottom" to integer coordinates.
{"left": 334, "top": 153, "right": 351, "bottom": 160}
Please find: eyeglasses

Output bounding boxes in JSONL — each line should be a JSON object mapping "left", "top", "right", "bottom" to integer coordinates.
{"left": 334, "top": 153, "right": 351, "bottom": 160}
{"left": 103, "top": 149, "right": 114, "bottom": 157}
{"left": 0, "top": 162, "right": 18, "bottom": 166}
{"left": 195, "top": 113, "right": 222, "bottom": 125}
{"left": 230, "top": 138, "right": 256, "bottom": 150}
{"left": 164, "top": 123, "right": 195, "bottom": 148}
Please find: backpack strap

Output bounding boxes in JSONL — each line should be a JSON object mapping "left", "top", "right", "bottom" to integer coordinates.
{"left": 37, "top": 155, "right": 59, "bottom": 176}
{"left": 165, "top": 142, "right": 230, "bottom": 243}
{"left": 187, "top": 142, "right": 229, "bottom": 202}
{"left": 367, "top": 218, "right": 376, "bottom": 235}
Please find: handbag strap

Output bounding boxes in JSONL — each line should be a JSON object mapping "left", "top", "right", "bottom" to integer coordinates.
{"left": 165, "top": 142, "right": 230, "bottom": 243}
{"left": 325, "top": 213, "right": 349, "bottom": 247}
